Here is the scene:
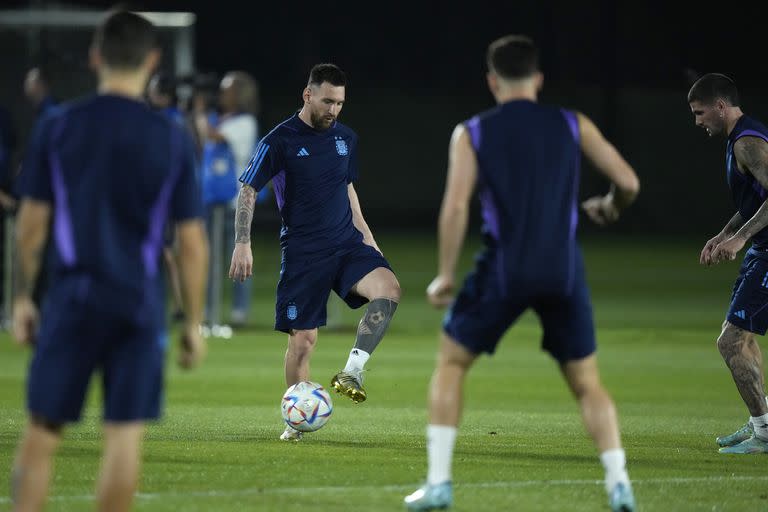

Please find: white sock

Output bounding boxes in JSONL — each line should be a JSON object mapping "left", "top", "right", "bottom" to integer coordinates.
{"left": 751, "top": 413, "right": 768, "bottom": 440}
{"left": 343, "top": 348, "right": 370, "bottom": 372}
{"left": 600, "top": 448, "right": 629, "bottom": 493}
{"left": 427, "top": 425, "right": 457, "bottom": 485}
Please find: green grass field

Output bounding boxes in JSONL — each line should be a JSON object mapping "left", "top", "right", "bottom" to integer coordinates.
{"left": 1, "top": 232, "right": 767, "bottom": 511}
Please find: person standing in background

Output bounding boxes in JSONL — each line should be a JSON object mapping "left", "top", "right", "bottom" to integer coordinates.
{"left": 148, "top": 70, "right": 194, "bottom": 324}
{"left": 196, "top": 71, "right": 261, "bottom": 329}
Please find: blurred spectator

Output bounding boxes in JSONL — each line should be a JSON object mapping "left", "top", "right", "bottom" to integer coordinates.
{"left": 0, "top": 105, "right": 17, "bottom": 210}
{"left": 147, "top": 71, "right": 193, "bottom": 324}
{"left": 0, "top": 105, "right": 17, "bottom": 328}
{"left": 148, "top": 70, "right": 186, "bottom": 125}
{"left": 196, "top": 70, "right": 264, "bottom": 328}
{"left": 23, "top": 67, "right": 59, "bottom": 120}
{"left": 21, "top": 67, "right": 60, "bottom": 310}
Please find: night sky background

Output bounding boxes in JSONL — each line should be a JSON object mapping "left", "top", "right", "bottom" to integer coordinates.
{"left": 3, "top": 0, "right": 768, "bottom": 234}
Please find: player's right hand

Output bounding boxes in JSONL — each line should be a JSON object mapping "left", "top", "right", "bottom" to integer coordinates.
{"left": 229, "top": 242, "right": 253, "bottom": 282}
{"left": 178, "top": 324, "right": 207, "bottom": 370}
{"left": 581, "top": 194, "right": 619, "bottom": 225}
{"left": 427, "top": 275, "right": 455, "bottom": 308}
{"left": 700, "top": 234, "right": 725, "bottom": 266}
{"left": 12, "top": 297, "right": 38, "bottom": 346}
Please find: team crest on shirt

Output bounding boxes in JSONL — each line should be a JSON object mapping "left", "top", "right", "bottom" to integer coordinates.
{"left": 287, "top": 303, "right": 298, "bottom": 320}
{"left": 335, "top": 136, "right": 348, "bottom": 156}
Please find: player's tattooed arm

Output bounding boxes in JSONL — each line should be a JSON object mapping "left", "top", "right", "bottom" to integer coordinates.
{"left": 234, "top": 184, "right": 256, "bottom": 243}
{"left": 721, "top": 211, "right": 745, "bottom": 237}
{"left": 733, "top": 137, "right": 768, "bottom": 240}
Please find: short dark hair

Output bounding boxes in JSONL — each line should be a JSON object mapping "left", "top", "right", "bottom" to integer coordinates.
{"left": 687, "top": 73, "right": 740, "bottom": 106}
{"left": 307, "top": 63, "right": 346, "bottom": 87}
{"left": 487, "top": 35, "right": 539, "bottom": 80}
{"left": 93, "top": 9, "right": 157, "bottom": 70}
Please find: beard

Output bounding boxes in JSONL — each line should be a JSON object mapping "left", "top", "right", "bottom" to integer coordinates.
{"left": 310, "top": 110, "right": 335, "bottom": 131}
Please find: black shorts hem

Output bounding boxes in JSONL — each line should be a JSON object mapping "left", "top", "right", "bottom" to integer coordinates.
{"left": 275, "top": 321, "right": 327, "bottom": 334}
{"left": 727, "top": 314, "right": 767, "bottom": 335}
{"left": 442, "top": 324, "right": 490, "bottom": 356}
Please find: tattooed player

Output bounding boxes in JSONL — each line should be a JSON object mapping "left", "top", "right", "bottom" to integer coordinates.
{"left": 691, "top": 73, "right": 768, "bottom": 454}
{"left": 229, "top": 63, "right": 401, "bottom": 441}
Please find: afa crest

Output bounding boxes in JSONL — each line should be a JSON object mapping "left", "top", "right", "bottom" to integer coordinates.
{"left": 335, "top": 137, "right": 348, "bottom": 156}
{"left": 287, "top": 304, "right": 298, "bottom": 320}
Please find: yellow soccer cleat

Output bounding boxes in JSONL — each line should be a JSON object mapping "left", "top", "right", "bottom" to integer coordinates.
{"left": 331, "top": 370, "right": 367, "bottom": 403}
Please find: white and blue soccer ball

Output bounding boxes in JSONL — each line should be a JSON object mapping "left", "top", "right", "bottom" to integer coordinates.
{"left": 281, "top": 381, "right": 333, "bottom": 432}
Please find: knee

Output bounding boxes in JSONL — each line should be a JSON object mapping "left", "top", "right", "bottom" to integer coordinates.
{"left": 379, "top": 278, "right": 401, "bottom": 302}
{"left": 289, "top": 330, "right": 317, "bottom": 356}
{"left": 717, "top": 327, "right": 747, "bottom": 356}
{"left": 564, "top": 368, "right": 605, "bottom": 399}
{"left": 716, "top": 333, "right": 731, "bottom": 355}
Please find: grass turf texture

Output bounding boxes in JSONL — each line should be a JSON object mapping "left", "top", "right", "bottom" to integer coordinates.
{"left": 1, "top": 232, "right": 766, "bottom": 511}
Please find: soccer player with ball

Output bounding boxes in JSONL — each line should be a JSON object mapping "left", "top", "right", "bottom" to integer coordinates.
{"left": 229, "top": 63, "right": 401, "bottom": 441}
{"left": 404, "top": 35, "right": 640, "bottom": 511}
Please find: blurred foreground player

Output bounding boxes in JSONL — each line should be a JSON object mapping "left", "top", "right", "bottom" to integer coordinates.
{"left": 10, "top": 10, "right": 208, "bottom": 512}
{"left": 404, "top": 35, "right": 640, "bottom": 511}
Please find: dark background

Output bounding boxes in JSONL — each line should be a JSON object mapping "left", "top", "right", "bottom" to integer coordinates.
{"left": 3, "top": 0, "right": 768, "bottom": 237}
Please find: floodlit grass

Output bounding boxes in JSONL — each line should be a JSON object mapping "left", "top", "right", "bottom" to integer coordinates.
{"left": 1, "top": 233, "right": 765, "bottom": 511}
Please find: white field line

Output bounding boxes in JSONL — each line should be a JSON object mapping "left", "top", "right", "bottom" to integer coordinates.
{"left": 1, "top": 475, "right": 766, "bottom": 504}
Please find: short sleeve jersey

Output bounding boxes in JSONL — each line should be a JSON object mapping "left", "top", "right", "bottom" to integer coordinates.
{"left": 239, "top": 113, "right": 362, "bottom": 256}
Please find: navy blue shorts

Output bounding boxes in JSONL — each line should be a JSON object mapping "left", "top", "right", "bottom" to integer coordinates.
{"left": 27, "top": 277, "right": 167, "bottom": 424}
{"left": 727, "top": 247, "right": 768, "bottom": 335}
{"left": 274, "top": 242, "right": 392, "bottom": 333}
{"left": 443, "top": 252, "right": 596, "bottom": 363}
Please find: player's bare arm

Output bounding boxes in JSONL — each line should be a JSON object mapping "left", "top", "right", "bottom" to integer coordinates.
{"left": 176, "top": 219, "right": 209, "bottom": 369}
{"left": 347, "top": 184, "right": 381, "bottom": 254}
{"left": 576, "top": 112, "right": 640, "bottom": 225}
{"left": 701, "top": 211, "right": 744, "bottom": 266}
{"left": 712, "top": 137, "right": 768, "bottom": 263}
{"left": 428, "top": 123, "right": 477, "bottom": 308}
{"left": 12, "top": 199, "right": 51, "bottom": 345}
{"left": 229, "top": 184, "right": 256, "bottom": 282}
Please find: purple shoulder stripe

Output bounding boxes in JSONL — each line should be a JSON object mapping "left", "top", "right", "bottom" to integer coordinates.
{"left": 49, "top": 116, "right": 77, "bottom": 267}
{"left": 141, "top": 128, "right": 183, "bottom": 278}
{"left": 560, "top": 109, "right": 580, "bottom": 145}
{"left": 466, "top": 116, "right": 481, "bottom": 150}
{"left": 734, "top": 129, "right": 768, "bottom": 143}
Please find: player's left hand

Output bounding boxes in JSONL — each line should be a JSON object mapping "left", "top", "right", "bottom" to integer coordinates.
{"left": 427, "top": 275, "right": 455, "bottom": 308}
{"left": 711, "top": 235, "right": 746, "bottom": 264}
{"left": 178, "top": 323, "right": 207, "bottom": 369}
{"left": 12, "top": 297, "right": 38, "bottom": 346}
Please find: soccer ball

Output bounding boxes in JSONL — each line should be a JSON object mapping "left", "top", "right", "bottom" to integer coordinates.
{"left": 281, "top": 381, "right": 333, "bottom": 432}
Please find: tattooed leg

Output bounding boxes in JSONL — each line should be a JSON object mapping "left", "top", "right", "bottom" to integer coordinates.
{"left": 718, "top": 322, "right": 768, "bottom": 416}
